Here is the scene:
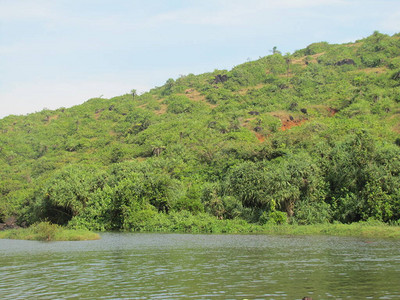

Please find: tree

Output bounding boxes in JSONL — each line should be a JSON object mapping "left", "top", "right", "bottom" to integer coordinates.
{"left": 272, "top": 46, "right": 281, "bottom": 54}
{"left": 323, "top": 130, "right": 400, "bottom": 222}
{"left": 36, "top": 165, "right": 106, "bottom": 225}
{"left": 130, "top": 89, "right": 137, "bottom": 99}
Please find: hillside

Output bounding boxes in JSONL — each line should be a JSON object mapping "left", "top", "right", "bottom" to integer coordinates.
{"left": 1, "top": 31, "right": 400, "bottom": 231}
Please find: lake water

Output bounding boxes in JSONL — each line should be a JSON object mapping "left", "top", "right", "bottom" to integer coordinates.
{"left": 1, "top": 233, "right": 400, "bottom": 299}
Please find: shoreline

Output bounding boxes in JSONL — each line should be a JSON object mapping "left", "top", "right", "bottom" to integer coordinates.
{"left": 2, "top": 223, "right": 399, "bottom": 241}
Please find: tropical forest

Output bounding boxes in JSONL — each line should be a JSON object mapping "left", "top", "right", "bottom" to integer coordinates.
{"left": 1, "top": 31, "right": 400, "bottom": 235}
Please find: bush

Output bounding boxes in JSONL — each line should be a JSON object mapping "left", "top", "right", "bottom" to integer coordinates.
{"left": 122, "top": 207, "right": 158, "bottom": 231}
{"left": 0, "top": 221, "right": 100, "bottom": 241}
{"left": 30, "top": 222, "right": 60, "bottom": 240}
{"left": 259, "top": 211, "right": 287, "bottom": 225}
{"left": 165, "top": 95, "right": 193, "bottom": 114}
{"left": 294, "top": 200, "right": 332, "bottom": 224}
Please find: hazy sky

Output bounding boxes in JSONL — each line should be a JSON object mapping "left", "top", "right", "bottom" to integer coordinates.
{"left": 1, "top": 0, "right": 400, "bottom": 118}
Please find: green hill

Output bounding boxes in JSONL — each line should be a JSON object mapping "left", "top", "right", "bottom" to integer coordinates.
{"left": 1, "top": 31, "right": 400, "bottom": 231}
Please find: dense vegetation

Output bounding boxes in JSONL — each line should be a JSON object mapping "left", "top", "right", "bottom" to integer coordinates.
{"left": 1, "top": 31, "right": 400, "bottom": 232}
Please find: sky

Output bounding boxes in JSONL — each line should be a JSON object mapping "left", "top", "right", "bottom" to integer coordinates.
{"left": 1, "top": 0, "right": 400, "bottom": 119}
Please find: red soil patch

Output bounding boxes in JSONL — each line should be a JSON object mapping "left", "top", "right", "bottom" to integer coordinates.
{"left": 270, "top": 111, "right": 308, "bottom": 131}
{"left": 280, "top": 119, "right": 308, "bottom": 131}
{"left": 254, "top": 132, "right": 266, "bottom": 142}
{"left": 327, "top": 107, "right": 338, "bottom": 116}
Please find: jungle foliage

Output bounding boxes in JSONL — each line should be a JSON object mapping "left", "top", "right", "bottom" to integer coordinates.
{"left": 1, "top": 31, "right": 400, "bottom": 231}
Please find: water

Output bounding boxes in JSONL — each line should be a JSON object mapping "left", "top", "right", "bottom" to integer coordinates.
{"left": 1, "top": 233, "right": 400, "bottom": 299}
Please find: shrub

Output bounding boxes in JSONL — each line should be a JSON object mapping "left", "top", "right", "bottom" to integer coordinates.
{"left": 165, "top": 95, "right": 193, "bottom": 114}
{"left": 30, "top": 221, "right": 60, "bottom": 241}
{"left": 259, "top": 210, "right": 288, "bottom": 225}
{"left": 294, "top": 200, "right": 332, "bottom": 224}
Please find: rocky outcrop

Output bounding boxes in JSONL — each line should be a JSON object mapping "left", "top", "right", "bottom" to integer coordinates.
{"left": 248, "top": 111, "right": 260, "bottom": 115}
{"left": 213, "top": 74, "right": 228, "bottom": 84}
{"left": 334, "top": 58, "right": 355, "bottom": 66}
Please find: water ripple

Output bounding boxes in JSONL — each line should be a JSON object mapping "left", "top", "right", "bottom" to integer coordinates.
{"left": 1, "top": 234, "right": 400, "bottom": 299}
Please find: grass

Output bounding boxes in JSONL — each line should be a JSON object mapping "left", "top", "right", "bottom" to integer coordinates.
{"left": 0, "top": 222, "right": 100, "bottom": 241}
{"left": 259, "top": 223, "right": 400, "bottom": 239}
{"left": 2, "top": 218, "right": 398, "bottom": 241}
{"left": 119, "top": 212, "right": 400, "bottom": 239}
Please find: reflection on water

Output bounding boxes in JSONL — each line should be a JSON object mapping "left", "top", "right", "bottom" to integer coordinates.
{"left": 1, "top": 233, "right": 400, "bottom": 299}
